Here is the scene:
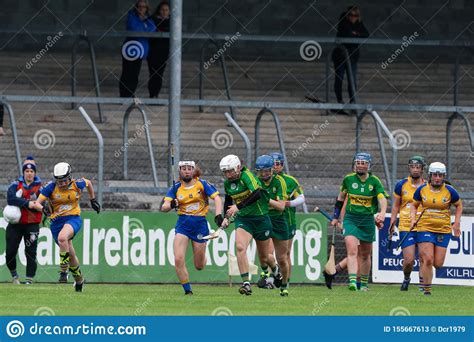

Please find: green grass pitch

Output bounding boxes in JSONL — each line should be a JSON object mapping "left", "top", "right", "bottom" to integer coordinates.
{"left": 0, "top": 283, "right": 471, "bottom": 316}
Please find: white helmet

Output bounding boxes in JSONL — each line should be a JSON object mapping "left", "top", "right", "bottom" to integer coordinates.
{"left": 53, "top": 162, "right": 72, "bottom": 180}
{"left": 219, "top": 155, "right": 241, "bottom": 172}
{"left": 178, "top": 161, "right": 195, "bottom": 168}
{"left": 3, "top": 205, "right": 21, "bottom": 224}
{"left": 428, "top": 162, "right": 446, "bottom": 175}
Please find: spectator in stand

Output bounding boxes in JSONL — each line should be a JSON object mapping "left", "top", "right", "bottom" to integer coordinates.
{"left": 331, "top": 6, "right": 369, "bottom": 115}
{"left": 148, "top": 1, "right": 170, "bottom": 100}
{"left": 119, "top": 0, "right": 156, "bottom": 98}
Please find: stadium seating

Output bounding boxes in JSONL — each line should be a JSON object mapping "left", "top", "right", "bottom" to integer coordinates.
{"left": 0, "top": 51, "right": 472, "bottom": 214}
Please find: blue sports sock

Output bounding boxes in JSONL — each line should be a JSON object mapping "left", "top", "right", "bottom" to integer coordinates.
{"left": 182, "top": 282, "right": 192, "bottom": 293}
{"left": 356, "top": 281, "right": 361, "bottom": 290}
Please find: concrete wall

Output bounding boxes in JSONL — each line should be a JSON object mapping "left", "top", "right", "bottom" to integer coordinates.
{"left": 0, "top": 0, "right": 472, "bottom": 61}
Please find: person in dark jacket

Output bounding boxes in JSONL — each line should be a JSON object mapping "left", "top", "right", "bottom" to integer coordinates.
{"left": 331, "top": 6, "right": 369, "bottom": 114}
{"left": 119, "top": 0, "right": 156, "bottom": 98}
{"left": 147, "top": 1, "right": 170, "bottom": 99}
{"left": 5, "top": 156, "right": 43, "bottom": 284}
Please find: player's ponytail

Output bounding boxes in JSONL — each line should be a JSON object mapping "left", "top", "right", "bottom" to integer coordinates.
{"left": 193, "top": 165, "right": 202, "bottom": 179}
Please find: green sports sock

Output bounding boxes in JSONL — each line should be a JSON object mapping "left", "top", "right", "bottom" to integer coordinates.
{"left": 349, "top": 273, "right": 357, "bottom": 285}
{"left": 69, "top": 265, "right": 83, "bottom": 282}
{"left": 240, "top": 272, "right": 249, "bottom": 282}
{"left": 271, "top": 265, "right": 279, "bottom": 275}
{"left": 59, "top": 252, "right": 70, "bottom": 272}
{"left": 360, "top": 274, "right": 369, "bottom": 288}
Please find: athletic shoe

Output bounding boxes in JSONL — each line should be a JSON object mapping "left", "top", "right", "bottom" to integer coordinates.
{"left": 74, "top": 279, "right": 84, "bottom": 292}
{"left": 273, "top": 272, "right": 283, "bottom": 288}
{"left": 400, "top": 278, "right": 410, "bottom": 291}
{"left": 261, "top": 275, "right": 276, "bottom": 289}
{"left": 280, "top": 289, "right": 289, "bottom": 297}
{"left": 24, "top": 279, "right": 33, "bottom": 285}
{"left": 348, "top": 283, "right": 357, "bottom": 291}
{"left": 423, "top": 292, "right": 431, "bottom": 296}
{"left": 184, "top": 290, "right": 193, "bottom": 295}
{"left": 257, "top": 272, "right": 269, "bottom": 288}
{"left": 323, "top": 270, "right": 335, "bottom": 289}
{"left": 58, "top": 271, "right": 68, "bottom": 283}
{"left": 359, "top": 286, "right": 369, "bottom": 292}
{"left": 239, "top": 282, "right": 252, "bottom": 296}
{"left": 12, "top": 276, "right": 20, "bottom": 285}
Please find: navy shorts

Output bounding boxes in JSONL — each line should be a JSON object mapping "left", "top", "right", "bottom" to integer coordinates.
{"left": 175, "top": 215, "right": 211, "bottom": 243}
{"left": 417, "top": 231, "right": 451, "bottom": 248}
{"left": 50, "top": 215, "right": 82, "bottom": 244}
{"left": 399, "top": 231, "right": 417, "bottom": 249}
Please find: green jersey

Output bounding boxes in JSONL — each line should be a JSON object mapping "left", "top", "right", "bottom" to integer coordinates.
{"left": 261, "top": 174, "right": 287, "bottom": 217}
{"left": 279, "top": 173, "right": 304, "bottom": 226}
{"left": 224, "top": 166, "right": 269, "bottom": 217}
{"left": 340, "top": 172, "right": 388, "bottom": 215}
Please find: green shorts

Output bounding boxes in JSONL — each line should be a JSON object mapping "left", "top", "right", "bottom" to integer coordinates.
{"left": 270, "top": 215, "right": 290, "bottom": 241}
{"left": 235, "top": 215, "right": 272, "bottom": 241}
{"left": 343, "top": 213, "right": 376, "bottom": 242}
{"left": 288, "top": 224, "right": 297, "bottom": 240}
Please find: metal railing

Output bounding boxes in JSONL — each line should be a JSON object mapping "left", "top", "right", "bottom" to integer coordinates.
{"left": 355, "top": 110, "right": 398, "bottom": 194}
{"left": 71, "top": 31, "right": 103, "bottom": 123}
{"left": 78, "top": 106, "right": 104, "bottom": 205}
{"left": 254, "top": 107, "right": 288, "bottom": 171}
{"left": 122, "top": 100, "right": 159, "bottom": 187}
{"left": 0, "top": 99, "right": 22, "bottom": 175}
{"left": 446, "top": 111, "right": 474, "bottom": 177}
{"left": 199, "top": 39, "right": 235, "bottom": 119}
{"left": 0, "top": 94, "right": 472, "bottom": 198}
{"left": 224, "top": 111, "right": 251, "bottom": 167}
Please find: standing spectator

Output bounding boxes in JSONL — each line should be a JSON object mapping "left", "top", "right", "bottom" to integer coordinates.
{"left": 119, "top": 0, "right": 156, "bottom": 98}
{"left": 148, "top": 1, "right": 170, "bottom": 99}
{"left": 331, "top": 6, "right": 369, "bottom": 114}
{"left": 5, "top": 156, "right": 43, "bottom": 284}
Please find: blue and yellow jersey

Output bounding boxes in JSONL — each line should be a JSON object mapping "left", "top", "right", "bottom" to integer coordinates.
{"left": 413, "top": 183, "right": 461, "bottom": 234}
{"left": 393, "top": 177, "right": 425, "bottom": 231}
{"left": 39, "top": 178, "right": 90, "bottom": 219}
{"left": 164, "top": 178, "right": 219, "bottom": 216}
